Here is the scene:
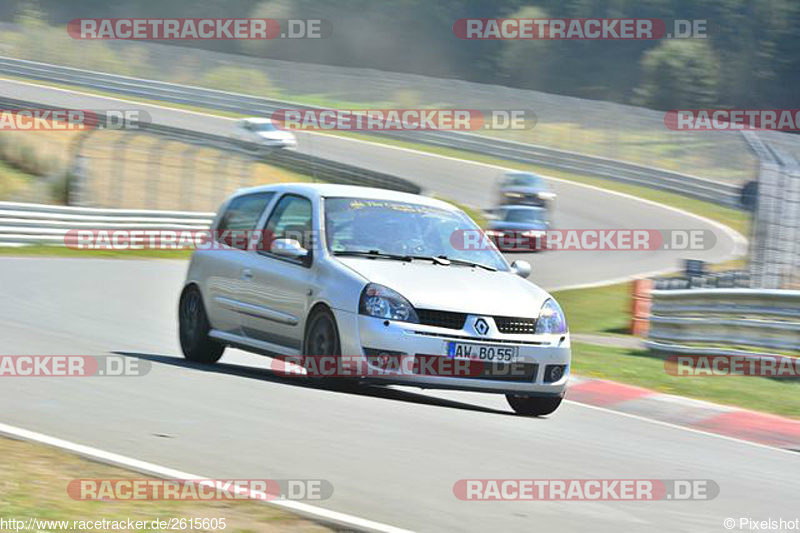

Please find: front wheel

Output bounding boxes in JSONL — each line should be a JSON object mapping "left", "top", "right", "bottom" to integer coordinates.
{"left": 506, "top": 394, "right": 563, "bottom": 416}
{"left": 303, "top": 307, "right": 355, "bottom": 388}
{"left": 179, "top": 286, "right": 224, "bottom": 364}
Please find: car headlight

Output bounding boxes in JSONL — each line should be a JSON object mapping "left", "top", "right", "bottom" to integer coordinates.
{"left": 534, "top": 298, "right": 568, "bottom": 334}
{"left": 359, "top": 283, "right": 419, "bottom": 323}
{"left": 521, "top": 230, "right": 546, "bottom": 237}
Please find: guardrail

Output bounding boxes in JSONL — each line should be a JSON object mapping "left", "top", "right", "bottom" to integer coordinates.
{"left": 0, "top": 95, "right": 422, "bottom": 208}
{"left": 645, "top": 288, "right": 800, "bottom": 357}
{"left": 652, "top": 270, "right": 751, "bottom": 291}
{"left": 0, "top": 56, "right": 742, "bottom": 208}
{"left": 0, "top": 201, "right": 214, "bottom": 245}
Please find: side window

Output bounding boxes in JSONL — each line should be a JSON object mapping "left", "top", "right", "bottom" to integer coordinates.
{"left": 215, "top": 192, "right": 275, "bottom": 250}
{"left": 262, "top": 195, "right": 313, "bottom": 264}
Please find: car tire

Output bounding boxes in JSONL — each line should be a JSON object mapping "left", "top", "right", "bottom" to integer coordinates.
{"left": 303, "top": 307, "right": 353, "bottom": 386}
{"left": 179, "top": 286, "right": 225, "bottom": 364}
{"left": 506, "top": 394, "right": 563, "bottom": 416}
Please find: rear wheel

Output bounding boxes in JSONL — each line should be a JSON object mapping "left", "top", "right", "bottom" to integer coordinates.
{"left": 179, "top": 286, "right": 224, "bottom": 364}
{"left": 506, "top": 394, "right": 563, "bottom": 416}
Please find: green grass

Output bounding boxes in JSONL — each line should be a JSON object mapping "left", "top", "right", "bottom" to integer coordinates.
{"left": 0, "top": 245, "right": 193, "bottom": 259}
{"left": 571, "top": 342, "right": 800, "bottom": 419}
{"left": 554, "top": 282, "right": 632, "bottom": 336}
{"left": 0, "top": 436, "right": 329, "bottom": 532}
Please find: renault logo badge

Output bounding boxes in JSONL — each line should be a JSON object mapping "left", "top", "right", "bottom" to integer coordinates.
{"left": 474, "top": 317, "right": 489, "bottom": 336}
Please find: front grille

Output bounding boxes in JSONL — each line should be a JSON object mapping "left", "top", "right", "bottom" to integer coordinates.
{"left": 417, "top": 309, "right": 467, "bottom": 330}
{"left": 417, "top": 309, "right": 537, "bottom": 335}
{"left": 494, "top": 316, "right": 537, "bottom": 334}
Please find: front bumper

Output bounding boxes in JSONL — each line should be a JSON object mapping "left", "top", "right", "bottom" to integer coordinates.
{"left": 331, "top": 309, "right": 571, "bottom": 395}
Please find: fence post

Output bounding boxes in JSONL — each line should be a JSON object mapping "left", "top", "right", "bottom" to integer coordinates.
{"left": 67, "top": 128, "right": 94, "bottom": 206}
{"left": 181, "top": 145, "right": 200, "bottom": 211}
{"left": 147, "top": 138, "right": 165, "bottom": 209}
{"left": 110, "top": 135, "right": 134, "bottom": 208}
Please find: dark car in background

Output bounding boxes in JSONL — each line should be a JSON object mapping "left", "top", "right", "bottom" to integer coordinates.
{"left": 496, "top": 171, "right": 556, "bottom": 208}
{"left": 485, "top": 205, "right": 550, "bottom": 252}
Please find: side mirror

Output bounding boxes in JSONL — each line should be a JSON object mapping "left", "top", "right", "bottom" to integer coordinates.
{"left": 511, "top": 260, "right": 531, "bottom": 279}
{"left": 270, "top": 238, "right": 309, "bottom": 259}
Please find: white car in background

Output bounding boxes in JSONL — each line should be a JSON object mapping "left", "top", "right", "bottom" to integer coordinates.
{"left": 179, "top": 183, "right": 571, "bottom": 416}
{"left": 233, "top": 117, "right": 297, "bottom": 150}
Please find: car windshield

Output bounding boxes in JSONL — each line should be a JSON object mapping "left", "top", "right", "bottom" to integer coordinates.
{"left": 324, "top": 197, "right": 509, "bottom": 271}
{"left": 506, "top": 173, "right": 542, "bottom": 188}
{"left": 502, "top": 208, "right": 546, "bottom": 223}
{"left": 251, "top": 121, "right": 277, "bottom": 132}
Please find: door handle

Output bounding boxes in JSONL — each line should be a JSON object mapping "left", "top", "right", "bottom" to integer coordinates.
{"left": 241, "top": 269, "right": 253, "bottom": 281}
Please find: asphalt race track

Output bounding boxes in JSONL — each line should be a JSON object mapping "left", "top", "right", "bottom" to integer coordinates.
{"left": 0, "top": 258, "right": 797, "bottom": 532}
{"left": 1, "top": 79, "right": 791, "bottom": 533}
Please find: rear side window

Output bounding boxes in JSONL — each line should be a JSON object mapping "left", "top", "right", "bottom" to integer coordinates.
{"left": 216, "top": 192, "right": 275, "bottom": 250}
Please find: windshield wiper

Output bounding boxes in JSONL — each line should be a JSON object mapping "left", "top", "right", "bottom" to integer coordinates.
{"left": 405, "top": 255, "right": 451, "bottom": 265}
{"left": 333, "top": 251, "right": 496, "bottom": 271}
{"left": 437, "top": 256, "right": 497, "bottom": 272}
{"left": 332, "top": 250, "right": 412, "bottom": 261}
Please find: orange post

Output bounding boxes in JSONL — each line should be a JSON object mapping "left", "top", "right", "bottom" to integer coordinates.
{"left": 630, "top": 279, "right": 653, "bottom": 337}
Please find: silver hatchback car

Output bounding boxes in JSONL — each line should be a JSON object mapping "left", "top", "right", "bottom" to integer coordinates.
{"left": 179, "top": 183, "right": 571, "bottom": 416}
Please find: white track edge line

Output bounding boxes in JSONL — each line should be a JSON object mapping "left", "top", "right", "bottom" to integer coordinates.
{"left": 0, "top": 421, "right": 415, "bottom": 533}
{"left": 563, "top": 400, "right": 799, "bottom": 456}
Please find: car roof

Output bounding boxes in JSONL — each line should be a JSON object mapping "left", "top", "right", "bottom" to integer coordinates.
{"left": 230, "top": 183, "right": 456, "bottom": 210}
{"left": 498, "top": 205, "right": 545, "bottom": 212}
{"left": 241, "top": 117, "right": 274, "bottom": 124}
{"left": 504, "top": 171, "right": 541, "bottom": 178}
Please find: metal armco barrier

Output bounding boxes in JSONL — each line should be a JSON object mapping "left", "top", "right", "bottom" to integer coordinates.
{"left": 646, "top": 288, "right": 800, "bottom": 357}
{"left": 0, "top": 201, "right": 214, "bottom": 246}
{"left": 0, "top": 56, "right": 741, "bottom": 208}
{"left": 0, "top": 95, "right": 422, "bottom": 209}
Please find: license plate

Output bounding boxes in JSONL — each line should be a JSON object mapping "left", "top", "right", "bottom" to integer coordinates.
{"left": 447, "top": 342, "right": 519, "bottom": 363}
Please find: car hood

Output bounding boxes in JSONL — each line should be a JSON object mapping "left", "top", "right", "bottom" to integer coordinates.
{"left": 256, "top": 130, "right": 295, "bottom": 141}
{"left": 501, "top": 186, "right": 542, "bottom": 195}
{"left": 336, "top": 258, "right": 550, "bottom": 317}
{"left": 488, "top": 221, "right": 548, "bottom": 231}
